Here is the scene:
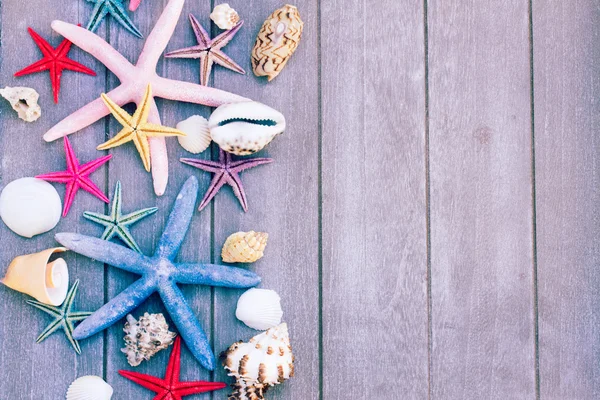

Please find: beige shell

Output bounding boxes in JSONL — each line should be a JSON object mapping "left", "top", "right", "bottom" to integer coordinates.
{"left": 251, "top": 5, "right": 304, "bottom": 81}
{"left": 176, "top": 115, "right": 211, "bottom": 154}
{"left": 210, "top": 3, "right": 240, "bottom": 30}
{"left": 66, "top": 375, "right": 113, "bottom": 400}
{"left": 0, "top": 86, "right": 41, "bottom": 122}
{"left": 222, "top": 231, "right": 268, "bottom": 263}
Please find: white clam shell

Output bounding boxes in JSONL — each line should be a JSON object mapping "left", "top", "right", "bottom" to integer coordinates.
{"left": 176, "top": 115, "right": 211, "bottom": 154}
{"left": 209, "top": 101, "right": 286, "bottom": 156}
{"left": 210, "top": 3, "right": 240, "bottom": 30}
{"left": 0, "top": 177, "right": 61, "bottom": 238}
{"left": 66, "top": 375, "right": 113, "bottom": 400}
{"left": 236, "top": 288, "right": 283, "bottom": 330}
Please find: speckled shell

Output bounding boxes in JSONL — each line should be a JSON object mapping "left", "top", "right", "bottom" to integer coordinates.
{"left": 121, "top": 312, "right": 176, "bottom": 366}
{"left": 66, "top": 375, "right": 113, "bottom": 400}
{"left": 227, "top": 382, "right": 269, "bottom": 400}
{"left": 210, "top": 3, "right": 240, "bottom": 30}
{"left": 176, "top": 115, "right": 211, "bottom": 154}
{"left": 236, "top": 288, "right": 283, "bottom": 330}
{"left": 251, "top": 5, "right": 303, "bottom": 81}
{"left": 222, "top": 231, "right": 268, "bottom": 263}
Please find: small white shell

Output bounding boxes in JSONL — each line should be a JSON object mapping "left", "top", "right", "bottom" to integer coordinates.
{"left": 176, "top": 115, "right": 211, "bottom": 154}
{"left": 209, "top": 101, "right": 285, "bottom": 156}
{"left": 0, "top": 177, "right": 62, "bottom": 238}
{"left": 236, "top": 288, "right": 283, "bottom": 330}
{"left": 66, "top": 375, "right": 113, "bottom": 400}
{"left": 210, "top": 3, "right": 240, "bottom": 30}
{"left": 0, "top": 86, "right": 41, "bottom": 122}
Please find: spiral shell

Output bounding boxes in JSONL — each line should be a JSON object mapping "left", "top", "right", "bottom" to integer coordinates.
{"left": 222, "top": 231, "right": 268, "bottom": 263}
{"left": 210, "top": 3, "right": 240, "bottom": 30}
{"left": 236, "top": 288, "right": 283, "bottom": 330}
{"left": 176, "top": 115, "right": 211, "bottom": 154}
{"left": 66, "top": 375, "right": 113, "bottom": 400}
{"left": 121, "top": 312, "right": 176, "bottom": 366}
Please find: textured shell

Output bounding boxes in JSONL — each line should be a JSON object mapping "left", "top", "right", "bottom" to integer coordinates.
{"left": 222, "top": 231, "right": 268, "bottom": 263}
{"left": 236, "top": 288, "right": 283, "bottom": 331}
{"left": 66, "top": 376, "right": 113, "bottom": 400}
{"left": 227, "top": 382, "right": 269, "bottom": 400}
{"left": 0, "top": 86, "right": 41, "bottom": 122}
{"left": 251, "top": 5, "right": 304, "bottom": 81}
{"left": 210, "top": 3, "right": 240, "bottom": 30}
{"left": 121, "top": 312, "right": 176, "bottom": 366}
{"left": 176, "top": 115, "right": 211, "bottom": 154}
{"left": 209, "top": 102, "right": 285, "bottom": 156}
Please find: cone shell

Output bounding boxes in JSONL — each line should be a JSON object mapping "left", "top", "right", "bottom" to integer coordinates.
{"left": 176, "top": 115, "right": 211, "bottom": 154}
{"left": 222, "top": 231, "right": 268, "bottom": 263}
{"left": 66, "top": 375, "right": 113, "bottom": 400}
{"left": 1, "top": 247, "right": 69, "bottom": 306}
{"left": 210, "top": 3, "right": 240, "bottom": 30}
{"left": 236, "top": 289, "right": 283, "bottom": 331}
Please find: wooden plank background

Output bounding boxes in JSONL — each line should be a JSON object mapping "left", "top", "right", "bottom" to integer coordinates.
{"left": 0, "top": 0, "right": 598, "bottom": 399}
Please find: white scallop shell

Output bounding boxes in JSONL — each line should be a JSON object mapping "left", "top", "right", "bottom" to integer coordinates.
{"left": 66, "top": 375, "right": 113, "bottom": 400}
{"left": 0, "top": 177, "right": 62, "bottom": 238}
{"left": 209, "top": 101, "right": 285, "bottom": 156}
{"left": 176, "top": 115, "right": 211, "bottom": 154}
{"left": 210, "top": 3, "right": 240, "bottom": 30}
{"left": 236, "top": 288, "right": 283, "bottom": 330}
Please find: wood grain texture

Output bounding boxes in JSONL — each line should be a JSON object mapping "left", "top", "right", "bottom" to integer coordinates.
{"left": 427, "top": 1, "right": 535, "bottom": 398}
{"left": 533, "top": 1, "right": 600, "bottom": 398}
{"left": 321, "top": 0, "right": 429, "bottom": 398}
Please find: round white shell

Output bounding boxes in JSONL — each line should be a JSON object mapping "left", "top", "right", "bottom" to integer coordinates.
{"left": 176, "top": 115, "right": 211, "bottom": 154}
{"left": 66, "top": 375, "right": 113, "bottom": 400}
{"left": 0, "top": 177, "right": 61, "bottom": 238}
{"left": 236, "top": 288, "right": 283, "bottom": 330}
{"left": 210, "top": 3, "right": 240, "bottom": 30}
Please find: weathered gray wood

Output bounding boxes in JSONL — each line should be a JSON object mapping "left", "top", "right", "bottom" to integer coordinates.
{"left": 321, "top": 0, "right": 429, "bottom": 398}
{"left": 533, "top": 2, "right": 600, "bottom": 398}
{"left": 427, "top": 1, "right": 535, "bottom": 398}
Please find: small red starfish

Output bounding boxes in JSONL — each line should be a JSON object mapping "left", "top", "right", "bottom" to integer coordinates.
{"left": 36, "top": 137, "right": 111, "bottom": 217}
{"left": 119, "top": 337, "right": 227, "bottom": 400}
{"left": 15, "top": 26, "right": 96, "bottom": 103}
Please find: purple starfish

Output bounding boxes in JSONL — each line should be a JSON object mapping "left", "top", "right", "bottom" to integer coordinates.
{"left": 180, "top": 149, "right": 272, "bottom": 212}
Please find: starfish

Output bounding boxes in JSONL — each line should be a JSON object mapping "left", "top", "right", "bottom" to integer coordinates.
{"left": 85, "top": 0, "right": 142, "bottom": 38}
{"left": 120, "top": 337, "right": 227, "bottom": 399}
{"left": 27, "top": 280, "right": 93, "bottom": 354}
{"left": 43, "top": 0, "right": 248, "bottom": 196}
{"left": 165, "top": 15, "right": 245, "bottom": 86}
{"left": 55, "top": 176, "right": 261, "bottom": 370}
{"left": 181, "top": 148, "right": 273, "bottom": 212}
{"left": 129, "top": 0, "right": 142, "bottom": 11}
{"left": 84, "top": 181, "right": 158, "bottom": 253}
{"left": 15, "top": 27, "right": 96, "bottom": 103}
{"left": 36, "top": 136, "right": 111, "bottom": 217}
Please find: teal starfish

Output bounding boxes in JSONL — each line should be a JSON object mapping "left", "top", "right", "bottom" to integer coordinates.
{"left": 27, "top": 280, "right": 92, "bottom": 354}
{"left": 85, "top": 0, "right": 143, "bottom": 38}
{"left": 83, "top": 181, "right": 158, "bottom": 253}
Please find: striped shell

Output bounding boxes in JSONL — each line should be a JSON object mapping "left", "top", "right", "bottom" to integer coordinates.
{"left": 66, "top": 375, "right": 113, "bottom": 400}
{"left": 176, "top": 115, "right": 211, "bottom": 154}
{"left": 222, "top": 231, "right": 268, "bottom": 263}
{"left": 251, "top": 5, "right": 304, "bottom": 81}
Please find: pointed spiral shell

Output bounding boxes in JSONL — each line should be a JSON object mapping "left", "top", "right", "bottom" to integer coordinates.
{"left": 222, "top": 231, "right": 268, "bottom": 263}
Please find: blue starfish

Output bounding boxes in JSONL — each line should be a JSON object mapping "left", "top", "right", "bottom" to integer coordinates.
{"left": 27, "top": 280, "right": 93, "bottom": 354}
{"left": 83, "top": 181, "right": 158, "bottom": 253}
{"left": 85, "top": 0, "right": 143, "bottom": 39}
{"left": 55, "top": 176, "right": 261, "bottom": 370}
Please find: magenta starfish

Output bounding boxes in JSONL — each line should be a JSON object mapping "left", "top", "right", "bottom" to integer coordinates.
{"left": 43, "top": 0, "right": 248, "bottom": 196}
{"left": 165, "top": 15, "right": 245, "bottom": 86}
{"left": 180, "top": 149, "right": 273, "bottom": 212}
{"left": 36, "top": 137, "right": 111, "bottom": 217}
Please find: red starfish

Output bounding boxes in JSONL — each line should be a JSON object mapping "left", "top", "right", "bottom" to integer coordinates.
{"left": 119, "top": 337, "right": 227, "bottom": 400}
{"left": 15, "top": 26, "right": 96, "bottom": 103}
{"left": 36, "top": 137, "right": 111, "bottom": 217}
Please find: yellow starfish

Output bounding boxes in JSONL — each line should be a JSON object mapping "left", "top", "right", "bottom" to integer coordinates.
{"left": 98, "top": 84, "right": 185, "bottom": 172}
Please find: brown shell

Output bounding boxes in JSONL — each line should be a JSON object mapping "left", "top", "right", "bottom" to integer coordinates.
{"left": 227, "top": 382, "right": 269, "bottom": 400}
{"left": 222, "top": 231, "right": 268, "bottom": 263}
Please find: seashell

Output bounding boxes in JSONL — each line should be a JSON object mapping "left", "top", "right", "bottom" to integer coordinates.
{"left": 0, "top": 86, "right": 41, "bottom": 122}
{"left": 210, "top": 3, "right": 240, "bottom": 30}
{"left": 236, "top": 288, "right": 283, "bottom": 331}
{"left": 66, "top": 375, "right": 113, "bottom": 400}
{"left": 176, "top": 115, "right": 211, "bottom": 154}
{"left": 121, "top": 312, "right": 176, "bottom": 366}
{"left": 251, "top": 5, "right": 304, "bottom": 82}
{"left": 0, "top": 177, "right": 62, "bottom": 238}
{"left": 209, "top": 102, "right": 285, "bottom": 156}
{"left": 1, "top": 247, "right": 69, "bottom": 306}
{"left": 228, "top": 381, "right": 269, "bottom": 400}
{"left": 222, "top": 231, "right": 269, "bottom": 263}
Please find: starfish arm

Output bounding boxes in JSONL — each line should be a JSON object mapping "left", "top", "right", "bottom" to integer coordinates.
{"left": 132, "top": 133, "right": 152, "bottom": 172}
{"left": 100, "top": 92, "right": 134, "bottom": 128}
{"left": 120, "top": 207, "right": 158, "bottom": 225}
{"left": 114, "top": 225, "right": 142, "bottom": 253}
{"left": 83, "top": 211, "right": 114, "bottom": 226}
{"left": 106, "top": 1, "right": 143, "bottom": 39}
{"left": 165, "top": 333, "right": 181, "bottom": 383}
{"left": 35, "top": 319, "right": 63, "bottom": 343}
{"left": 158, "top": 282, "right": 215, "bottom": 371}
{"left": 35, "top": 171, "right": 74, "bottom": 182}
{"left": 129, "top": 0, "right": 142, "bottom": 11}
{"left": 189, "top": 14, "right": 211, "bottom": 48}
{"left": 119, "top": 370, "right": 168, "bottom": 393}
{"left": 111, "top": 181, "right": 123, "bottom": 217}
{"left": 78, "top": 176, "right": 110, "bottom": 204}
{"left": 73, "top": 277, "right": 157, "bottom": 340}
{"left": 62, "top": 181, "right": 80, "bottom": 217}
{"left": 63, "top": 320, "right": 83, "bottom": 354}
{"left": 228, "top": 173, "right": 249, "bottom": 212}
{"left": 69, "top": 311, "right": 94, "bottom": 321}
{"left": 199, "top": 53, "right": 214, "bottom": 86}
{"left": 96, "top": 126, "right": 135, "bottom": 150}
{"left": 14, "top": 58, "right": 52, "bottom": 76}
{"left": 211, "top": 50, "right": 246, "bottom": 75}
{"left": 197, "top": 173, "right": 228, "bottom": 212}
{"left": 153, "top": 76, "right": 248, "bottom": 107}
{"left": 230, "top": 157, "right": 274, "bottom": 172}
{"left": 101, "top": 225, "right": 118, "bottom": 241}
{"left": 79, "top": 154, "right": 112, "bottom": 175}
{"left": 175, "top": 382, "right": 227, "bottom": 396}
{"left": 154, "top": 176, "right": 198, "bottom": 260}
{"left": 132, "top": 84, "right": 152, "bottom": 126}
{"left": 212, "top": 20, "right": 244, "bottom": 49}
{"left": 27, "top": 27, "right": 54, "bottom": 58}
{"left": 26, "top": 300, "right": 62, "bottom": 318}
{"left": 180, "top": 157, "right": 227, "bottom": 173}
{"left": 175, "top": 263, "right": 261, "bottom": 288}
{"left": 85, "top": 1, "right": 110, "bottom": 33}
{"left": 141, "top": 123, "right": 186, "bottom": 137}
{"left": 164, "top": 45, "right": 205, "bottom": 59}
{"left": 58, "top": 58, "right": 96, "bottom": 76}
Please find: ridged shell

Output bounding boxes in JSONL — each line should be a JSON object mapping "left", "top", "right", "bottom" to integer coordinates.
{"left": 209, "top": 101, "right": 285, "bottom": 156}
{"left": 176, "top": 115, "right": 211, "bottom": 154}
{"left": 210, "top": 3, "right": 240, "bottom": 30}
{"left": 251, "top": 5, "right": 304, "bottom": 81}
{"left": 222, "top": 231, "right": 268, "bottom": 263}
{"left": 236, "top": 288, "right": 283, "bottom": 330}
{"left": 66, "top": 376, "right": 113, "bottom": 400}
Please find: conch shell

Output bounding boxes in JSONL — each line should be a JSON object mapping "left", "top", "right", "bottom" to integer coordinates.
{"left": 121, "top": 312, "right": 176, "bottom": 366}
{"left": 0, "top": 86, "right": 41, "bottom": 122}
{"left": 236, "top": 288, "right": 283, "bottom": 331}
{"left": 251, "top": 5, "right": 303, "bottom": 81}
{"left": 222, "top": 231, "right": 268, "bottom": 263}
{"left": 209, "top": 101, "right": 285, "bottom": 156}
{"left": 210, "top": 3, "right": 240, "bottom": 30}
{"left": 176, "top": 115, "right": 211, "bottom": 154}
{"left": 66, "top": 375, "right": 113, "bottom": 400}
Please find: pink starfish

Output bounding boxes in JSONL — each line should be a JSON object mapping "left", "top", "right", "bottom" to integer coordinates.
{"left": 129, "top": 0, "right": 142, "bottom": 11}
{"left": 43, "top": 0, "right": 248, "bottom": 196}
{"left": 36, "top": 137, "right": 111, "bottom": 217}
